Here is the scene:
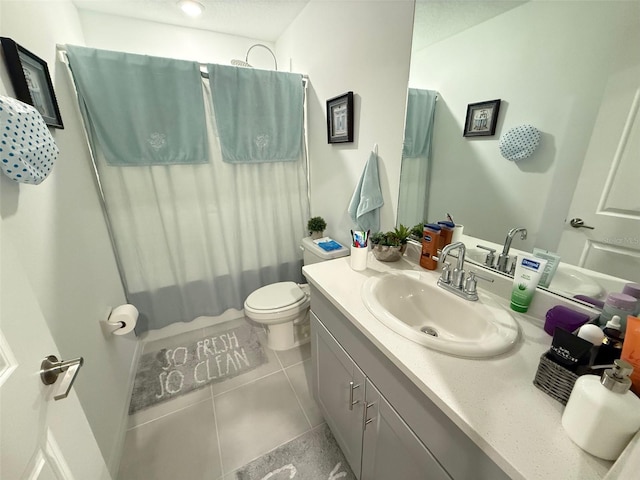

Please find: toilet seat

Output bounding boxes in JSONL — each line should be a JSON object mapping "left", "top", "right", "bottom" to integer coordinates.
{"left": 244, "top": 282, "right": 310, "bottom": 324}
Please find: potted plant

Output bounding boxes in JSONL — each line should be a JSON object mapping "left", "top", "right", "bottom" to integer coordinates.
{"left": 370, "top": 224, "right": 411, "bottom": 262}
{"left": 307, "top": 216, "right": 327, "bottom": 240}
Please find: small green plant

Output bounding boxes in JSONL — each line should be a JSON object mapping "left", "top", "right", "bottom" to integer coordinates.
{"left": 410, "top": 222, "right": 425, "bottom": 239}
{"left": 370, "top": 224, "right": 411, "bottom": 247}
{"left": 307, "top": 216, "right": 327, "bottom": 233}
{"left": 393, "top": 224, "right": 411, "bottom": 244}
{"left": 518, "top": 283, "right": 527, "bottom": 291}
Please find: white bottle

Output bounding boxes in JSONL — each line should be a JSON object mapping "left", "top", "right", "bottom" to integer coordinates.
{"left": 562, "top": 359, "right": 640, "bottom": 460}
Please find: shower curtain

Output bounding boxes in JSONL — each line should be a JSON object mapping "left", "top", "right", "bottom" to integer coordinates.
{"left": 66, "top": 47, "right": 309, "bottom": 333}
{"left": 397, "top": 88, "right": 437, "bottom": 227}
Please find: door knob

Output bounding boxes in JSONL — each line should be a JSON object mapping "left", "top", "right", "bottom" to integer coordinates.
{"left": 570, "top": 218, "right": 595, "bottom": 230}
{"left": 40, "top": 355, "right": 84, "bottom": 401}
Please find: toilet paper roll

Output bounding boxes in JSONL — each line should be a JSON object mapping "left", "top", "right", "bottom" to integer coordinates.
{"left": 108, "top": 304, "right": 138, "bottom": 335}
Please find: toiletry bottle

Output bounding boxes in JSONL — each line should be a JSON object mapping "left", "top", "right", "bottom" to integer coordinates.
{"left": 622, "top": 315, "right": 640, "bottom": 395}
{"left": 436, "top": 221, "right": 454, "bottom": 250}
{"left": 561, "top": 359, "right": 640, "bottom": 461}
{"left": 603, "top": 315, "right": 623, "bottom": 344}
{"left": 509, "top": 255, "right": 547, "bottom": 313}
{"left": 598, "top": 293, "right": 638, "bottom": 336}
{"left": 420, "top": 224, "right": 441, "bottom": 271}
{"left": 622, "top": 283, "right": 640, "bottom": 315}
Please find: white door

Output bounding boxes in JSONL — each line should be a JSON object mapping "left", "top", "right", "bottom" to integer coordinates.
{"left": 556, "top": 63, "right": 640, "bottom": 283}
{"left": 0, "top": 225, "right": 111, "bottom": 480}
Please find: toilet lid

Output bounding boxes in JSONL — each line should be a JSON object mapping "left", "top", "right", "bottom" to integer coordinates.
{"left": 245, "top": 281, "right": 306, "bottom": 310}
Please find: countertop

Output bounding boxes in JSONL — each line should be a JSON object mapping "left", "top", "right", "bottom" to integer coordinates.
{"left": 302, "top": 253, "right": 614, "bottom": 480}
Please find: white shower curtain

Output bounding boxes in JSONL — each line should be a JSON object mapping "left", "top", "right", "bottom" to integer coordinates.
{"left": 93, "top": 81, "right": 309, "bottom": 332}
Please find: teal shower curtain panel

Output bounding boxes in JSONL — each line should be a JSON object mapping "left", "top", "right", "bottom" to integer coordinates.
{"left": 208, "top": 64, "right": 303, "bottom": 164}
{"left": 66, "top": 45, "right": 208, "bottom": 166}
{"left": 403, "top": 88, "right": 437, "bottom": 158}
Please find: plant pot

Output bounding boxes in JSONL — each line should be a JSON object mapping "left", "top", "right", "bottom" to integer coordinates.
{"left": 310, "top": 231, "right": 324, "bottom": 240}
{"left": 371, "top": 244, "right": 406, "bottom": 262}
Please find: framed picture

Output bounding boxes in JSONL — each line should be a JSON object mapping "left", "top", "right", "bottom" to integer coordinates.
{"left": 463, "top": 99, "right": 500, "bottom": 137}
{"left": 0, "top": 37, "right": 64, "bottom": 128}
{"left": 326, "top": 91, "right": 354, "bottom": 143}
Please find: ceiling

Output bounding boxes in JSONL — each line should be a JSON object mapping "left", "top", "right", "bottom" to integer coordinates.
{"left": 412, "top": 0, "right": 527, "bottom": 53}
{"left": 71, "top": 0, "right": 312, "bottom": 42}
{"left": 71, "top": 1, "right": 528, "bottom": 52}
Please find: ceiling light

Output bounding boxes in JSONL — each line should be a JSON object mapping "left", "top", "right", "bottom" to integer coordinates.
{"left": 178, "top": 0, "right": 204, "bottom": 18}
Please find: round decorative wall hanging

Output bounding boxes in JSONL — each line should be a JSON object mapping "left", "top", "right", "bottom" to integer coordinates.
{"left": 499, "top": 124, "right": 540, "bottom": 161}
{"left": 0, "top": 95, "right": 59, "bottom": 185}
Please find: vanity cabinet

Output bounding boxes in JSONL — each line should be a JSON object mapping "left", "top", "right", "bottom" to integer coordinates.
{"left": 310, "top": 286, "right": 510, "bottom": 480}
{"left": 312, "top": 313, "right": 450, "bottom": 480}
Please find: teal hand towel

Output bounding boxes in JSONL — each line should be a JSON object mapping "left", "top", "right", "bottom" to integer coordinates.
{"left": 207, "top": 64, "right": 303, "bottom": 164}
{"left": 348, "top": 150, "right": 384, "bottom": 232}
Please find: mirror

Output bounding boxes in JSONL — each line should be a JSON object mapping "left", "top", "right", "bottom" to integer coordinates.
{"left": 401, "top": 0, "right": 640, "bottom": 300}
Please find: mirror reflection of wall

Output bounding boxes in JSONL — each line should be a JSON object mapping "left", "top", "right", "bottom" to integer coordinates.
{"left": 404, "top": 0, "right": 640, "bottom": 282}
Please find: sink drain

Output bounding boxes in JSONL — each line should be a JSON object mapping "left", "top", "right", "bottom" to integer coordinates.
{"left": 420, "top": 326, "right": 439, "bottom": 337}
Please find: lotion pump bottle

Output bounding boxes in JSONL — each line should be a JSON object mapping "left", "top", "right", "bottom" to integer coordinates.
{"left": 561, "top": 359, "right": 640, "bottom": 460}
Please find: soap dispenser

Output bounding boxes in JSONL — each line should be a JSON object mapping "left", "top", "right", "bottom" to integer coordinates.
{"left": 561, "top": 359, "right": 640, "bottom": 460}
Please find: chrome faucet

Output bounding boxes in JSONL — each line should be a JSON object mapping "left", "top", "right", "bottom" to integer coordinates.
{"left": 496, "top": 227, "right": 527, "bottom": 273}
{"left": 435, "top": 241, "right": 493, "bottom": 301}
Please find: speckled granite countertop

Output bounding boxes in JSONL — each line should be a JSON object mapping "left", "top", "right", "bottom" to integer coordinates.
{"left": 303, "top": 253, "right": 613, "bottom": 480}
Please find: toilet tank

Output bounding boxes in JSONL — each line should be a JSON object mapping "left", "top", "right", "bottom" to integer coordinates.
{"left": 301, "top": 236, "right": 349, "bottom": 265}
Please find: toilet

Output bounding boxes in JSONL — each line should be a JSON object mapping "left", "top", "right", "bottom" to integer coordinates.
{"left": 244, "top": 236, "right": 349, "bottom": 350}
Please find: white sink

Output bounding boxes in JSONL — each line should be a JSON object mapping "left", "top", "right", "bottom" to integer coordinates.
{"left": 465, "top": 247, "right": 604, "bottom": 299}
{"left": 548, "top": 266, "right": 604, "bottom": 299}
{"left": 362, "top": 271, "right": 519, "bottom": 358}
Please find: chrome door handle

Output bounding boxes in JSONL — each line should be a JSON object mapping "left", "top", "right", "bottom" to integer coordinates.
{"left": 363, "top": 402, "right": 375, "bottom": 429}
{"left": 40, "top": 355, "right": 84, "bottom": 401}
{"left": 570, "top": 218, "right": 595, "bottom": 229}
{"left": 348, "top": 381, "right": 360, "bottom": 410}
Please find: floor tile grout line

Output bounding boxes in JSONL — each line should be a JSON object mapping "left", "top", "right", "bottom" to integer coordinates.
{"left": 126, "top": 396, "right": 214, "bottom": 431}
{"left": 212, "top": 366, "right": 284, "bottom": 399}
{"left": 282, "top": 361, "right": 313, "bottom": 429}
{"left": 211, "top": 387, "right": 226, "bottom": 478}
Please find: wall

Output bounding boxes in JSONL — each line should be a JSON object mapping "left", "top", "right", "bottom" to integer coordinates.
{"left": 410, "top": 1, "right": 636, "bottom": 252}
{"left": 278, "top": 0, "right": 415, "bottom": 247}
{"left": 77, "top": 10, "right": 276, "bottom": 66}
{"left": 0, "top": 1, "right": 136, "bottom": 475}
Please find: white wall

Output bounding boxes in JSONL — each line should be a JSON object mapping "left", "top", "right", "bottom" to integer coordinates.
{"left": 78, "top": 10, "right": 276, "bottom": 67}
{"left": 0, "top": 1, "right": 136, "bottom": 475}
{"left": 410, "top": 1, "right": 637, "bottom": 252}
{"left": 0, "top": 1, "right": 415, "bottom": 473}
{"left": 278, "top": 0, "right": 415, "bottom": 247}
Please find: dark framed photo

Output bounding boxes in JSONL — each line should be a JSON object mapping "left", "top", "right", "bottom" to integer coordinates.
{"left": 0, "top": 37, "right": 64, "bottom": 128}
{"left": 463, "top": 99, "right": 500, "bottom": 137}
{"left": 326, "top": 91, "right": 354, "bottom": 143}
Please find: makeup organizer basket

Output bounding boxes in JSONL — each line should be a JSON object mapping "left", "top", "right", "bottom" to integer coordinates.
{"left": 533, "top": 353, "right": 580, "bottom": 405}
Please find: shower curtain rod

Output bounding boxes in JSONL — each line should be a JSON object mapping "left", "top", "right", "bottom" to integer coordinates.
{"left": 56, "top": 45, "right": 308, "bottom": 82}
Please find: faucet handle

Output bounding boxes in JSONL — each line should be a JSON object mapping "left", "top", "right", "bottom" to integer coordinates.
{"left": 463, "top": 271, "right": 495, "bottom": 295}
{"left": 440, "top": 262, "right": 452, "bottom": 284}
{"left": 476, "top": 244, "right": 496, "bottom": 268}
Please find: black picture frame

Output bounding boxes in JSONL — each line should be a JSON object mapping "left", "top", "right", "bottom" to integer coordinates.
{"left": 463, "top": 99, "right": 500, "bottom": 137}
{"left": 0, "top": 37, "right": 64, "bottom": 129}
{"left": 327, "top": 91, "right": 354, "bottom": 143}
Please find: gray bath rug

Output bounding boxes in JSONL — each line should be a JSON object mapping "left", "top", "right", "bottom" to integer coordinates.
{"left": 129, "top": 323, "right": 266, "bottom": 414}
{"left": 234, "top": 423, "right": 356, "bottom": 480}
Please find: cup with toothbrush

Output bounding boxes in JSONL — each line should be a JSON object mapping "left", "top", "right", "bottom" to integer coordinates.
{"left": 350, "top": 229, "right": 369, "bottom": 271}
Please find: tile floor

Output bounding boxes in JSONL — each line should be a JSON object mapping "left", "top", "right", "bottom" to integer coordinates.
{"left": 118, "top": 317, "right": 326, "bottom": 480}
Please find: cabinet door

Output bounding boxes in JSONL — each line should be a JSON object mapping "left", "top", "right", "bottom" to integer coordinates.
{"left": 312, "top": 314, "right": 366, "bottom": 479}
{"left": 361, "top": 379, "right": 451, "bottom": 480}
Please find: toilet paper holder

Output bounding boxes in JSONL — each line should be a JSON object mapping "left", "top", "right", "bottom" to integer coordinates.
{"left": 99, "top": 304, "right": 139, "bottom": 336}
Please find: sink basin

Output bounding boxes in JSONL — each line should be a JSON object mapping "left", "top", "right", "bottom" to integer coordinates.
{"left": 362, "top": 271, "right": 519, "bottom": 358}
{"left": 548, "top": 266, "right": 604, "bottom": 299}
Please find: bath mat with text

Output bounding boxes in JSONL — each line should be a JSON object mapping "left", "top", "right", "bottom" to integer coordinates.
{"left": 129, "top": 323, "right": 267, "bottom": 414}
{"left": 234, "top": 423, "right": 356, "bottom": 480}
